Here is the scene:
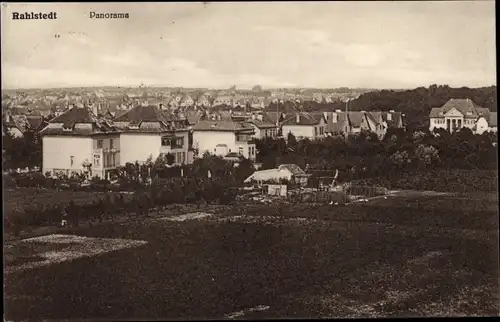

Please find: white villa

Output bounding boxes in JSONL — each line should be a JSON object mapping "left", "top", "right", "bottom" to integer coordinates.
{"left": 429, "top": 98, "right": 497, "bottom": 134}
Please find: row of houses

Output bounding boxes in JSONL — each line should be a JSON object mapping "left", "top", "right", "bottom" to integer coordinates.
{"left": 8, "top": 97, "right": 494, "bottom": 180}
{"left": 33, "top": 102, "right": 406, "bottom": 179}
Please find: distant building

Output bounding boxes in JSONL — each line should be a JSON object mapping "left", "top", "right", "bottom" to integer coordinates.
{"left": 429, "top": 98, "right": 497, "bottom": 134}
{"left": 325, "top": 110, "right": 403, "bottom": 138}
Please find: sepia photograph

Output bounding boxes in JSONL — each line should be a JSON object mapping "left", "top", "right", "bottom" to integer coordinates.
{"left": 2, "top": 1, "right": 498, "bottom": 320}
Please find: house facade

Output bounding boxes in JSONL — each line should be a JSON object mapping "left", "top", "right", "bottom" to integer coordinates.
{"left": 325, "top": 110, "right": 403, "bottom": 138}
{"left": 429, "top": 98, "right": 495, "bottom": 134}
{"left": 39, "top": 107, "right": 121, "bottom": 179}
{"left": 192, "top": 120, "right": 256, "bottom": 160}
{"left": 113, "top": 105, "right": 191, "bottom": 166}
{"left": 281, "top": 112, "right": 327, "bottom": 140}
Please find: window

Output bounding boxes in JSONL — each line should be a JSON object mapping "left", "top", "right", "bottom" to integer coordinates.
{"left": 106, "top": 154, "right": 112, "bottom": 167}
{"left": 110, "top": 139, "right": 114, "bottom": 149}
{"left": 248, "top": 147, "right": 251, "bottom": 157}
{"left": 70, "top": 156, "right": 74, "bottom": 167}
{"left": 239, "top": 147, "right": 243, "bottom": 155}
{"left": 161, "top": 136, "right": 184, "bottom": 148}
{"left": 93, "top": 154, "right": 100, "bottom": 166}
{"left": 112, "top": 154, "right": 116, "bottom": 167}
{"left": 314, "top": 127, "right": 318, "bottom": 136}
{"left": 97, "top": 140, "right": 103, "bottom": 149}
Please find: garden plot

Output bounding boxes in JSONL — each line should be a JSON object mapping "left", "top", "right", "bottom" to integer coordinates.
{"left": 4, "top": 234, "right": 147, "bottom": 274}
{"left": 161, "top": 212, "right": 215, "bottom": 222}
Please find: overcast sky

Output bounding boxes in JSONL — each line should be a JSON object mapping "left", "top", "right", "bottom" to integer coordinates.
{"left": 1, "top": 1, "right": 496, "bottom": 90}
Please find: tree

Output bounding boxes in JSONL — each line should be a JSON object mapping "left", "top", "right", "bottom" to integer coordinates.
{"left": 165, "top": 153, "right": 175, "bottom": 166}
{"left": 234, "top": 158, "right": 255, "bottom": 184}
{"left": 252, "top": 85, "right": 263, "bottom": 92}
{"left": 414, "top": 144, "right": 440, "bottom": 168}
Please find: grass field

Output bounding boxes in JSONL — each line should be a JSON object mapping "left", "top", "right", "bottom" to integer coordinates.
{"left": 4, "top": 191, "right": 499, "bottom": 319}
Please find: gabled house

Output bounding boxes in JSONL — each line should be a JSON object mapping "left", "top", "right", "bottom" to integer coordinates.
{"left": 429, "top": 98, "right": 494, "bottom": 134}
{"left": 179, "top": 94, "right": 195, "bottom": 108}
{"left": 195, "top": 94, "right": 212, "bottom": 108}
{"left": 324, "top": 110, "right": 396, "bottom": 138}
{"left": 243, "top": 113, "right": 277, "bottom": 139}
{"left": 281, "top": 112, "right": 327, "bottom": 140}
{"left": 192, "top": 119, "right": 256, "bottom": 160}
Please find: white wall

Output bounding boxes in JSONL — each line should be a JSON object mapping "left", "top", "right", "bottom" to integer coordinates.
{"left": 193, "top": 130, "right": 256, "bottom": 160}
{"left": 119, "top": 133, "right": 161, "bottom": 165}
{"left": 282, "top": 125, "right": 315, "bottom": 139}
{"left": 42, "top": 136, "right": 92, "bottom": 175}
{"left": 193, "top": 131, "right": 236, "bottom": 155}
{"left": 429, "top": 118, "right": 447, "bottom": 132}
{"left": 475, "top": 117, "right": 489, "bottom": 135}
{"left": 7, "top": 127, "right": 24, "bottom": 138}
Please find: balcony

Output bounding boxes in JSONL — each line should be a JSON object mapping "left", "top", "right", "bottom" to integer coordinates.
{"left": 235, "top": 137, "right": 256, "bottom": 144}
{"left": 93, "top": 148, "right": 120, "bottom": 154}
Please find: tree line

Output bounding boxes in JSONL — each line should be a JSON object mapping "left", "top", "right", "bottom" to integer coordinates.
{"left": 255, "top": 128, "right": 497, "bottom": 184}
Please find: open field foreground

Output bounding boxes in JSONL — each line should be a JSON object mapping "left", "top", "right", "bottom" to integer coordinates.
{"left": 4, "top": 192, "right": 499, "bottom": 319}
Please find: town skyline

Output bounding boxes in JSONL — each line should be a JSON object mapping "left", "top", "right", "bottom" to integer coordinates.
{"left": 1, "top": 2, "right": 496, "bottom": 90}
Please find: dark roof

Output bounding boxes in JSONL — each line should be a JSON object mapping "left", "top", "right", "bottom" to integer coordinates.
{"left": 430, "top": 98, "right": 485, "bottom": 118}
{"left": 193, "top": 120, "right": 255, "bottom": 133}
{"left": 49, "top": 107, "right": 97, "bottom": 124}
{"left": 278, "top": 164, "right": 305, "bottom": 175}
{"left": 265, "top": 112, "right": 284, "bottom": 124}
{"left": 282, "top": 112, "right": 323, "bottom": 126}
{"left": 244, "top": 117, "right": 276, "bottom": 129}
{"left": 185, "top": 111, "right": 204, "bottom": 125}
{"left": 383, "top": 111, "right": 403, "bottom": 128}
{"left": 26, "top": 116, "right": 46, "bottom": 130}
{"left": 346, "top": 111, "right": 365, "bottom": 127}
{"left": 114, "top": 105, "right": 175, "bottom": 124}
{"left": 489, "top": 112, "right": 497, "bottom": 127}
{"left": 325, "top": 112, "right": 348, "bottom": 133}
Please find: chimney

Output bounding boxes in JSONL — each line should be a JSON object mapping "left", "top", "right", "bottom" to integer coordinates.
{"left": 332, "top": 112, "right": 338, "bottom": 123}
{"left": 296, "top": 113, "right": 300, "bottom": 123}
{"left": 92, "top": 104, "right": 98, "bottom": 116}
{"left": 6, "top": 113, "right": 11, "bottom": 123}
